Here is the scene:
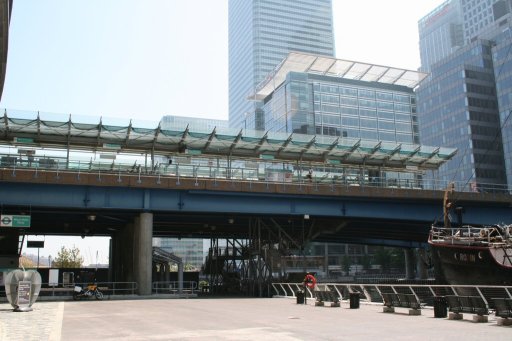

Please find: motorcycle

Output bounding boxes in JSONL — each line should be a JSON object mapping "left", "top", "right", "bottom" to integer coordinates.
{"left": 73, "top": 284, "right": 104, "bottom": 300}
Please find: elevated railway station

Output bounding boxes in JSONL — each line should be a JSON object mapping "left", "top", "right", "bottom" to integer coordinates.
{"left": 1, "top": 109, "right": 511, "bottom": 296}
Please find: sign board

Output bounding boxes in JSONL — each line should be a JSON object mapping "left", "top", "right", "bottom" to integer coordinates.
{"left": 17, "top": 281, "right": 31, "bottom": 308}
{"left": 14, "top": 137, "right": 34, "bottom": 144}
{"left": 0, "top": 214, "right": 30, "bottom": 227}
{"left": 0, "top": 215, "right": 31, "bottom": 228}
{"left": 186, "top": 149, "right": 202, "bottom": 155}
{"left": 49, "top": 269, "right": 59, "bottom": 287}
{"left": 27, "top": 241, "right": 44, "bottom": 248}
{"left": 99, "top": 153, "right": 117, "bottom": 160}
{"left": 103, "top": 143, "right": 121, "bottom": 150}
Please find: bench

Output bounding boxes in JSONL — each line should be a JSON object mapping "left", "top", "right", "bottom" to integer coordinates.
{"left": 381, "top": 292, "right": 421, "bottom": 315}
{"left": 492, "top": 298, "right": 512, "bottom": 326}
{"left": 315, "top": 290, "right": 341, "bottom": 307}
{"left": 445, "top": 295, "right": 489, "bottom": 322}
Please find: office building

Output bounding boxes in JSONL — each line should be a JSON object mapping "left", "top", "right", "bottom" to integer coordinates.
{"left": 417, "top": 0, "right": 512, "bottom": 188}
{"left": 228, "top": 0, "right": 335, "bottom": 129}
{"left": 248, "top": 52, "right": 425, "bottom": 146}
{"left": 493, "top": 29, "right": 512, "bottom": 189}
{"left": 418, "top": 0, "right": 463, "bottom": 73}
{"left": 416, "top": 40, "right": 507, "bottom": 188}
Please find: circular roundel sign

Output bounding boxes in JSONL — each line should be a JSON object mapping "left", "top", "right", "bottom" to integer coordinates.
{"left": 1, "top": 216, "right": 12, "bottom": 226}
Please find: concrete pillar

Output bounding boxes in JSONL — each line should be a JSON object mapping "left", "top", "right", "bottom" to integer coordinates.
{"left": 416, "top": 248, "right": 428, "bottom": 279}
{"left": 404, "top": 249, "right": 415, "bottom": 279}
{"left": 134, "top": 212, "right": 153, "bottom": 295}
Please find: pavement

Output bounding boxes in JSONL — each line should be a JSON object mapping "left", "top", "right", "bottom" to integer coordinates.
{"left": 0, "top": 297, "right": 511, "bottom": 341}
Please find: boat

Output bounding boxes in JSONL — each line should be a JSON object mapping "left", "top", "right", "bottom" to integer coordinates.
{"left": 428, "top": 183, "right": 512, "bottom": 285}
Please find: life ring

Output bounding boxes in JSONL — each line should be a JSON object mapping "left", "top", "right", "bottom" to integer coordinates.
{"left": 304, "top": 274, "right": 316, "bottom": 289}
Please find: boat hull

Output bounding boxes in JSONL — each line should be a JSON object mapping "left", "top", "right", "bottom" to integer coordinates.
{"left": 429, "top": 242, "right": 512, "bottom": 285}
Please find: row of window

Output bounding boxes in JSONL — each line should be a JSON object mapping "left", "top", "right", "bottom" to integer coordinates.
{"left": 314, "top": 125, "right": 416, "bottom": 143}
{"left": 316, "top": 105, "right": 413, "bottom": 122}
{"left": 313, "top": 83, "right": 413, "bottom": 104}
{"left": 314, "top": 96, "right": 413, "bottom": 113}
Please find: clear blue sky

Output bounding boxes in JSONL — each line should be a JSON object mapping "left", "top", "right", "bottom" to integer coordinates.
{"left": 3, "top": 0, "right": 446, "bottom": 263}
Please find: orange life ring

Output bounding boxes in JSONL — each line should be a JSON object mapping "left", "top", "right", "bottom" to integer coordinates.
{"left": 304, "top": 274, "right": 316, "bottom": 289}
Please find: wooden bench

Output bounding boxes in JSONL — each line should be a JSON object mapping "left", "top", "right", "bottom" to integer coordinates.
{"left": 492, "top": 298, "right": 512, "bottom": 326}
{"left": 315, "top": 290, "right": 341, "bottom": 307}
{"left": 381, "top": 292, "right": 421, "bottom": 315}
{"left": 445, "top": 295, "right": 489, "bottom": 322}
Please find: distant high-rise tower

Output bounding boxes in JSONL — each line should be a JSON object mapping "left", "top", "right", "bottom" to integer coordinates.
{"left": 228, "top": 0, "right": 335, "bottom": 129}
{"left": 418, "top": 0, "right": 463, "bottom": 73}
{"left": 417, "top": 0, "right": 512, "bottom": 189}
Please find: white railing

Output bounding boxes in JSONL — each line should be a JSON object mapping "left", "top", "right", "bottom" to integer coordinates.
{"left": 271, "top": 282, "right": 512, "bottom": 308}
{"left": 1, "top": 151, "right": 510, "bottom": 194}
{"left": 0, "top": 281, "right": 138, "bottom": 300}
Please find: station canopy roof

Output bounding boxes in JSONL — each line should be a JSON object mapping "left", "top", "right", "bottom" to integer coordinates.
{"left": 0, "top": 110, "right": 456, "bottom": 170}
{"left": 250, "top": 52, "right": 428, "bottom": 101}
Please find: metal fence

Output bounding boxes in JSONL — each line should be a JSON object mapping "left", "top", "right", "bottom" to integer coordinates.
{"left": 272, "top": 282, "right": 512, "bottom": 309}
{"left": 0, "top": 281, "right": 138, "bottom": 300}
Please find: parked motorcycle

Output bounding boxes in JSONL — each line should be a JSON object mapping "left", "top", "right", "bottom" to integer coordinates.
{"left": 73, "top": 284, "right": 104, "bottom": 300}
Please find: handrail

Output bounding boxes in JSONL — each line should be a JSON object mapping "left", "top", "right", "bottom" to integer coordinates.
{"left": 1, "top": 157, "right": 511, "bottom": 195}
{"left": 0, "top": 281, "right": 138, "bottom": 299}
{"left": 0, "top": 150, "right": 510, "bottom": 194}
{"left": 271, "top": 282, "right": 512, "bottom": 309}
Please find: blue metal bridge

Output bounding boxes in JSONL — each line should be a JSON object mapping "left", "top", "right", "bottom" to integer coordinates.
{"left": 1, "top": 110, "right": 511, "bottom": 295}
{"left": 0, "top": 110, "right": 510, "bottom": 247}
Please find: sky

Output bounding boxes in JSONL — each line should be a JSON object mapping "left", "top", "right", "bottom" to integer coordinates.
{"left": 2, "top": 0, "right": 447, "bottom": 264}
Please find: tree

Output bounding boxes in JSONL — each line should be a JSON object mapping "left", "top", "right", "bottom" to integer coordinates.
{"left": 19, "top": 255, "right": 36, "bottom": 268}
{"left": 52, "top": 246, "right": 84, "bottom": 268}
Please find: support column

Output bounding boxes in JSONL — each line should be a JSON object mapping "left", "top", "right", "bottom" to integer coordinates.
{"left": 134, "top": 212, "right": 153, "bottom": 295}
{"left": 416, "top": 248, "right": 428, "bottom": 279}
{"left": 404, "top": 249, "right": 415, "bottom": 279}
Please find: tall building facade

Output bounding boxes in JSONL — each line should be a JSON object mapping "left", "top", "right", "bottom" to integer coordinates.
{"left": 228, "top": 0, "right": 335, "bottom": 129}
{"left": 418, "top": 0, "right": 463, "bottom": 73}
{"left": 417, "top": 40, "right": 507, "bottom": 188}
{"left": 493, "top": 29, "right": 512, "bottom": 190}
{"left": 249, "top": 53, "right": 425, "bottom": 146}
{"left": 417, "top": 0, "right": 512, "bottom": 189}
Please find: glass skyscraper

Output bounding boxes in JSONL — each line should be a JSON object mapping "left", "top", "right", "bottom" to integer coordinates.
{"left": 418, "top": 0, "right": 463, "bottom": 73}
{"left": 493, "top": 29, "right": 512, "bottom": 190}
{"left": 417, "top": 40, "right": 507, "bottom": 188}
{"left": 418, "top": 0, "right": 512, "bottom": 189}
{"left": 228, "top": 0, "right": 335, "bottom": 130}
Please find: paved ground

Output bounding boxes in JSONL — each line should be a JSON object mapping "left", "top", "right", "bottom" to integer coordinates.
{"left": 0, "top": 298, "right": 511, "bottom": 341}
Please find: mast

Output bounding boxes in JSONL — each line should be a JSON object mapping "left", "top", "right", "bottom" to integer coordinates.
{"left": 443, "top": 183, "right": 455, "bottom": 228}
